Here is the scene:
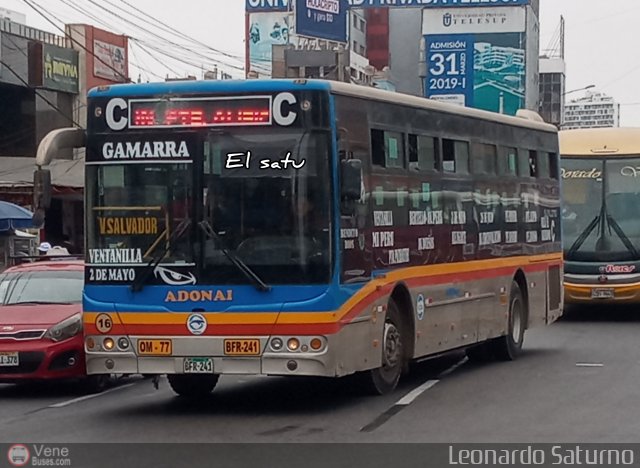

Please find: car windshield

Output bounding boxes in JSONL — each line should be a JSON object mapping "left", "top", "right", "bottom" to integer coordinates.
{"left": 0, "top": 271, "right": 83, "bottom": 306}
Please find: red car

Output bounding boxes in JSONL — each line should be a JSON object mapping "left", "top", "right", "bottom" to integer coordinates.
{"left": 0, "top": 260, "right": 108, "bottom": 392}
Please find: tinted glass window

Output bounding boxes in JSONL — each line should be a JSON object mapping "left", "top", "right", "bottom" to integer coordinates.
{"left": 409, "top": 134, "right": 438, "bottom": 171}
{"left": 442, "top": 139, "right": 469, "bottom": 174}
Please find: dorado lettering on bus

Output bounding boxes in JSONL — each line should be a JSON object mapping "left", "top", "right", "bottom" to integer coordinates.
{"left": 560, "top": 128, "right": 640, "bottom": 305}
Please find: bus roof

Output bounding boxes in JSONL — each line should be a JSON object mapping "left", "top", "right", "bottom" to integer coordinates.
{"left": 560, "top": 127, "right": 640, "bottom": 156}
{"left": 88, "top": 79, "right": 557, "bottom": 133}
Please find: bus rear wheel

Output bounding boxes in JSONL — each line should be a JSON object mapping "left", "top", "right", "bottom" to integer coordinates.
{"left": 492, "top": 280, "right": 526, "bottom": 361}
{"left": 168, "top": 374, "right": 219, "bottom": 397}
{"left": 358, "top": 299, "right": 405, "bottom": 395}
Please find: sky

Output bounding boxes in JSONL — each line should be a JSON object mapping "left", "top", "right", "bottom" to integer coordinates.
{"left": 3, "top": 0, "right": 640, "bottom": 126}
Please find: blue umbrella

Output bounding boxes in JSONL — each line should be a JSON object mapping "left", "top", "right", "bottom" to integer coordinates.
{"left": 0, "top": 201, "right": 35, "bottom": 232}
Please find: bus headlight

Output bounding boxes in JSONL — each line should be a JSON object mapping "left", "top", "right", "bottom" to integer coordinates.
{"left": 270, "top": 337, "right": 284, "bottom": 351}
{"left": 44, "top": 313, "right": 82, "bottom": 342}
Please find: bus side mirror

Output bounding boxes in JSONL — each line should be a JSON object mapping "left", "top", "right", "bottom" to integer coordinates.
{"left": 33, "top": 168, "right": 52, "bottom": 227}
{"left": 341, "top": 159, "right": 363, "bottom": 201}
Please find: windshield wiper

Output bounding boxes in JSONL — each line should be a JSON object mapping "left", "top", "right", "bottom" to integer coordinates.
{"left": 198, "top": 220, "right": 271, "bottom": 292}
{"left": 131, "top": 217, "right": 192, "bottom": 293}
{"left": 566, "top": 161, "right": 639, "bottom": 259}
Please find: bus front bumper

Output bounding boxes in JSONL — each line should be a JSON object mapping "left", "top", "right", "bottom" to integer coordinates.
{"left": 83, "top": 331, "right": 373, "bottom": 378}
{"left": 564, "top": 281, "right": 640, "bottom": 304}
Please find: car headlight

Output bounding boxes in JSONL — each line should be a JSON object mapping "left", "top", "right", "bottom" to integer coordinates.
{"left": 45, "top": 313, "right": 82, "bottom": 342}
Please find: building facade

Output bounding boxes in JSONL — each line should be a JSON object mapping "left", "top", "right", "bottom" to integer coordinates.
{"left": 563, "top": 91, "right": 620, "bottom": 130}
{"left": 538, "top": 56, "right": 565, "bottom": 127}
{"left": 0, "top": 14, "right": 128, "bottom": 253}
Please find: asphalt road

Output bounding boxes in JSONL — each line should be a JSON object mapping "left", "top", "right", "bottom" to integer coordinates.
{"left": 2, "top": 306, "right": 640, "bottom": 444}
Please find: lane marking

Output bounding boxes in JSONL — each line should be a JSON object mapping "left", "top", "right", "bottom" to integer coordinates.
{"left": 575, "top": 362, "right": 604, "bottom": 367}
{"left": 395, "top": 380, "right": 439, "bottom": 406}
{"left": 48, "top": 383, "right": 135, "bottom": 408}
{"left": 438, "top": 356, "right": 468, "bottom": 377}
{"left": 360, "top": 357, "right": 468, "bottom": 432}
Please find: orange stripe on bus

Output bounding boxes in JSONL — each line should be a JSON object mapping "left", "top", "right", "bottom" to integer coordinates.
{"left": 84, "top": 253, "right": 561, "bottom": 332}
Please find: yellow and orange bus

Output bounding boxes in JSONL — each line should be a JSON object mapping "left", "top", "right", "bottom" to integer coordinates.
{"left": 561, "top": 128, "right": 640, "bottom": 304}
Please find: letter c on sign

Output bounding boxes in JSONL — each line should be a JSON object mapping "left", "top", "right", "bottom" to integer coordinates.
{"left": 273, "top": 92, "right": 297, "bottom": 126}
{"left": 105, "top": 98, "right": 128, "bottom": 131}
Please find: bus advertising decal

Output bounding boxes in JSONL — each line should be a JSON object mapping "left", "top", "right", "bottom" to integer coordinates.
{"left": 154, "top": 266, "right": 197, "bottom": 286}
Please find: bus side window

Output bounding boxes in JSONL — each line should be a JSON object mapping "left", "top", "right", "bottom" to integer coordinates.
{"left": 536, "top": 151, "right": 549, "bottom": 179}
{"left": 473, "top": 143, "right": 497, "bottom": 175}
{"left": 548, "top": 152, "right": 559, "bottom": 179}
{"left": 371, "top": 129, "right": 405, "bottom": 169}
{"left": 517, "top": 150, "right": 531, "bottom": 177}
{"left": 528, "top": 150, "right": 539, "bottom": 178}
{"left": 500, "top": 146, "right": 518, "bottom": 176}
{"left": 442, "top": 139, "right": 469, "bottom": 174}
{"left": 408, "top": 134, "right": 438, "bottom": 172}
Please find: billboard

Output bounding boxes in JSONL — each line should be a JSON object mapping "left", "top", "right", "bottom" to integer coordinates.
{"left": 423, "top": 6, "right": 527, "bottom": 115}
{"left": 246, "top": 0, "right": 291, "bottom": 11}
{"left": 296, "top": 0, "right": 347, "bottom": 42}
{"left": 422, "top": 5, "right": 526, "bottom": 34}
{"left": 247, "top": 0, "right": 528, "bottom": 10}
{"left": 248, "top": 11, "right": 293, "bottom": 77}
{"left": 43, "top": 44, "right": 79, "bottom": 94}
{"left": 93, "top": 39, "right": 127, "bottom": 81}
{"left": 347, "top": 0, "right": 528, "bottom": 7}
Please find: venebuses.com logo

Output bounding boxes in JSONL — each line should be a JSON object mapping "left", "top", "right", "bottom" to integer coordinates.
{"left": 6, "top": 444, "right": 72, "bottom": 466}
{"left": 7, "top": 445, "right": 30, "bottom": 467}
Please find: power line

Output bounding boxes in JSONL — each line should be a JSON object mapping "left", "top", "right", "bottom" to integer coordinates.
{"left": 82, "top": 0, "right": 244, "bottom": 75}
{"left": 20, "top": 0, "right": 131, "bottom": 83}
{"left": 1, "top": 34, "right": 82, "bottom": 128}
{"left": 114, "top": 0, "right": 245, "bottom": 66}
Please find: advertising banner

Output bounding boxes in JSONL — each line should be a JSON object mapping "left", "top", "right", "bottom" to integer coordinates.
{"left": 424, "top": 32, "right": 525, "bottom": 115}
{"left": 248, "top": 12, "right": 293, "bottom": 77}
{"left": 93, "top": 39, "right": 127, "bottom": 81}
{"left": 295, "top": 0, "right": 347, "bottom": 42}
{"left": 246, "top": 0, "right": 291, "bottom": 11}
{"left": 247, "top": 0, "right": 528, "bottom": 10}
{"left": 42, "top": 44, "right": 79, "bottom": 94}
{"left": 422, "top": 5, "right": 526, "bottom": 34}
{"left": 424, "top": 34, "right": 474, "bottom": 107}
{"left": 347, "top": 0, "right": 528, "bottom": 8}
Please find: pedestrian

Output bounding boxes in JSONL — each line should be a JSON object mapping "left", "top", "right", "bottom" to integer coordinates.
{"left": 38, "top": 242, "right": 52, "bottom": 256}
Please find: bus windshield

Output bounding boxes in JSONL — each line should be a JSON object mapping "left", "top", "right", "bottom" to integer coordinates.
{"left": 201, "top": 128, "right": 331, "bottom": 285}
{"left": 86, "top": 162, "right": 194, "bottom": 265}
{"left": 85, "top": 128, "right": 332, "bottom": 285}
{"left": 562, "top": 157, "right": 640, "bottom": 261}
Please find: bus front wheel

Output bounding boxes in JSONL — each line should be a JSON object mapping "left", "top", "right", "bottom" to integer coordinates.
{"left": 358, "top": 299, "right": 405, "bottom": 395}
{"left": 492, "top": 280, "right": 526, "bottom": 361}
{"left": 168, "top": 374, "right": 219, "bottom": 397}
